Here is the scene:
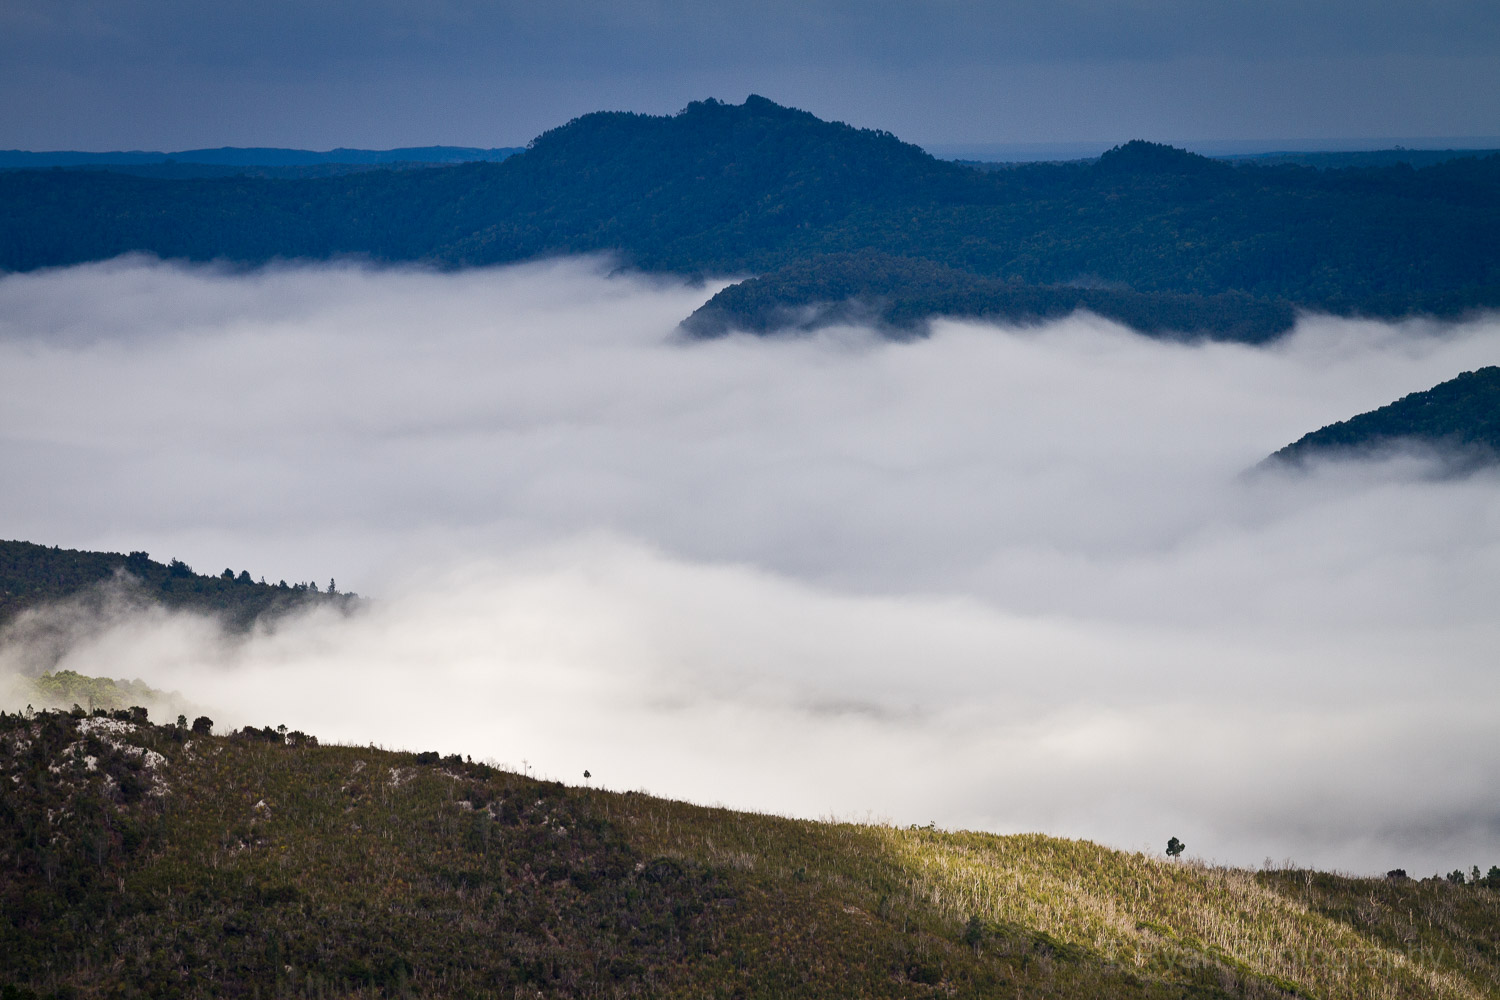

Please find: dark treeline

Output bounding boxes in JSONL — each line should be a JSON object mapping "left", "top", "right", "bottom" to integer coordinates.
{"left": 2, "top": 97, "right": 1498, "bottom": 340}
{"left": 1, "top": 161, "right": 487, "bottom": 181}
{"left": 0, "top": 145, "right": 521, "bottom": 169}
{"left": 0, "top": 145, "right": 524, "bottom": 181}
{"left": 1220, "top": 148, "right": 1500, "bottom": 170}
{"left": 0, "top": 539, "right": 357, "bottom": 631}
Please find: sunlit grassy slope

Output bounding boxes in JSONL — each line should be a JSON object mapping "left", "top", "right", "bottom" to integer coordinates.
{"left": 4, "top": 708, "right": 1498, "bottom": 999}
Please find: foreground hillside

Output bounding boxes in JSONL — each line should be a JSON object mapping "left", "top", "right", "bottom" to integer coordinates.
{"left": 4, "top": 707, "right": 1498, "bottom": 1000}
{"left": 3, "top": 97, "right": 1498, "bottom": 339}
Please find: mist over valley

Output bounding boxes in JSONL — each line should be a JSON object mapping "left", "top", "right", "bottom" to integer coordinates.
{"left": 3, "top": 256, "right": 1497, "bottom": 879}
{"left": 4, "top": 28, "right": 1500, "bottom": 989}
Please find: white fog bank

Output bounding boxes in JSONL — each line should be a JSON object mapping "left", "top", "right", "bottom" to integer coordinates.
{"left": 1, "top": 256, "right": 1498, "bottom": 875}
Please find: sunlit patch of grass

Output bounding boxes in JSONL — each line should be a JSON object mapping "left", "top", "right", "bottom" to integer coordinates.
{"left": 872, "top": 828, "right": 1489, "bottom": 1000}
{"left": 608, "top": 795, "right": 1500, "bottom": 1000}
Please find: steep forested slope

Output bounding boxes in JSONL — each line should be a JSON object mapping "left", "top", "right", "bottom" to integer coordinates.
{"left": 0, "top": 539, "right": 352, "bottom": 630}
{"left": 2, "top": 97, "right": 1498, "bottom": 339}
{"left": 1272, "top": 367, "right": 1500, "bottom": 467}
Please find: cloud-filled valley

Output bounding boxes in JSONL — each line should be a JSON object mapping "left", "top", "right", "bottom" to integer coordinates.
{"left": 2, "top": 255, "right": 1498, "bottom": 875}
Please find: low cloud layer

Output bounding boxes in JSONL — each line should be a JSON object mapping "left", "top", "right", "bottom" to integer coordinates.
{"left": 2, "top": 256, "right": 1498, "bottom": 874}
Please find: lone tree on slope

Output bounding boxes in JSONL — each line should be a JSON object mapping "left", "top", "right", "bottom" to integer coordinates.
{"left": 1166, "top": 837, "right": 1186, "bottom": 858}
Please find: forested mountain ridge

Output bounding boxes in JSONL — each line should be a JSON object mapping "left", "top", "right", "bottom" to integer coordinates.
{"left": 2, "top": 96, "right": 1498, "bottom": 339}
{"left": 1272, "top": 367, "right": 1500, "bottom": 467}
{"left": 436, "top": 95, "right": 982, "bottom": 271}
{"left": 4, "top": 705, "right": 1499, "bottom": 1000}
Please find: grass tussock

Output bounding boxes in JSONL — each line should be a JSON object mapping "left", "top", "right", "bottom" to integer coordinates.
{"left": 3, "top": 707, "right": 1498, "bottom": 1000}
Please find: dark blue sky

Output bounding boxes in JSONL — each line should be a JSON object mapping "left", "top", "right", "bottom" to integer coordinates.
{"left": 3, "top": 0, "right": 1498, "bottom": 151}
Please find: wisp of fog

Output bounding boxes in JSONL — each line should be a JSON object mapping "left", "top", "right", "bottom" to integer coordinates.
{"left": 2, "top": 255, "right": 1498, "bottom": 875}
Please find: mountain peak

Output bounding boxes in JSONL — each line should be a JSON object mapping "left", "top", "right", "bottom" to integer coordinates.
{"left": 1096, "top": 140, "right": 1224, "bottom": 175}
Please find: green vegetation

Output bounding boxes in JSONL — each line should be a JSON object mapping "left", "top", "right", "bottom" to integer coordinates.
{"left": 3, "top": 97, "right": 1498, "bottom": 339}
{"left": 0, "top": 539, "right": 357, "bottom": 630}
{"left": 1272, "top": 367, "right": 1500, "bottom": 468}
{"left": 4, "top": 704, "right": 1499, "bottom": 999}
{"left": 19, "top": 670, "right": 176, "bottom": 713}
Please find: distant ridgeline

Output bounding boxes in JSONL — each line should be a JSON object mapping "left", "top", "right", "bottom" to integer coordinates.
{"left": 960, "top": 148, "right": 1500, "bottom": 173}
{"left": 2, "top": 96, "right": 1498, "bottom": 340}
{"left": 1271, "top": 367, "right": 1500, "bottom": 468}
{"left": 1219, "top": 148, "right": 1500, "bottom": 170}
{"left": 0, "top": 539, "right": 357, "bottom": 630}
{"left": 0, "top": 145, "right": 522, "bottom": 180}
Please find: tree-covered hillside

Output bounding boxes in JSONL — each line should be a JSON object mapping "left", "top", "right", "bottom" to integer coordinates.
{"left": 2, "top": 97, "right": 1497, "bottom": 339}
{"left": 681, "top": 251, "right": 1296, "bottom": 341}
{"left": 0, "top": 539, "right": 354, "bottom": 631}
{"left": 1272, "top": 367, "right": 1500, "bottom": 466}
{"left": 3, "top": 705, "right": 1499, "bottom": 1000}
